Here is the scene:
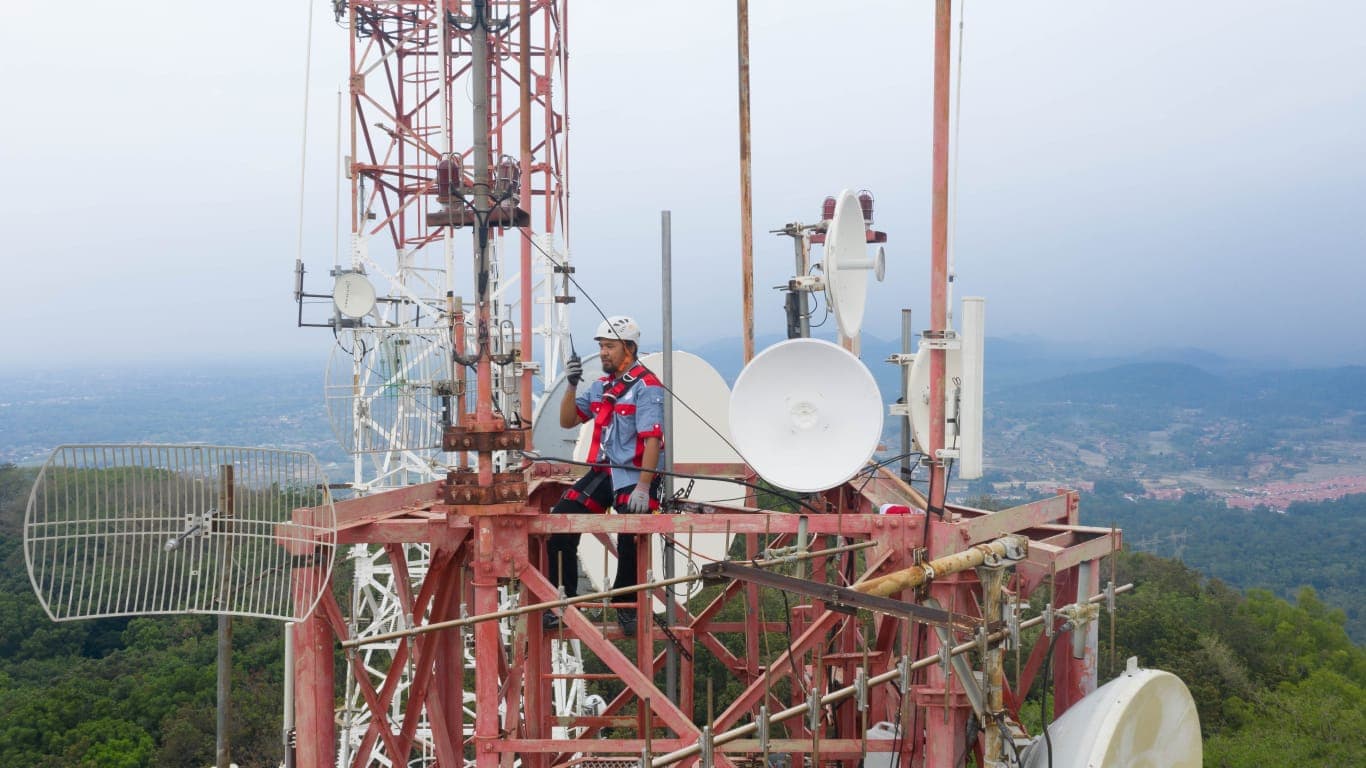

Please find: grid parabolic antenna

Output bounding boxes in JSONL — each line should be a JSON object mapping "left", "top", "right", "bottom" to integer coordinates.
{"left": 326, "top": 327, "right": 453, "bottom": 454}
{"left": 23, "top": 444, "right": 337, "bottom": 622}
{"left": 730, "top": 338, "right": 883, "bottom": 493}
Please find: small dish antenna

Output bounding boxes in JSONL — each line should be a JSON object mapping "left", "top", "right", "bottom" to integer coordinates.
{"left": 326, "top": 327, "right": 451, "bottom": 454}
{"left": 729, "top": 338, "right": 883, "bottom": 493}
{"left": 23, "top": 444, "right": 337, "bottom": 622}
{"left": 333, "top": 270, "right": 377, "bottom": 319}
{"left": 822, "top": 189, "right": 886, "bottom": 339}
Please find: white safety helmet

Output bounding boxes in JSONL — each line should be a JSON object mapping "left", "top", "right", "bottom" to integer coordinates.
{"left": 593, "top": 315, "right": 641, "bottom": 343}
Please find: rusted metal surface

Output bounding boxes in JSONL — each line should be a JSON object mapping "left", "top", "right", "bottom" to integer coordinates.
{"left": 737, "top": 0, "right": 755, "bottom": 363}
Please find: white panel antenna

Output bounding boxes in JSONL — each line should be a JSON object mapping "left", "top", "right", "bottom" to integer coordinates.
{"left": 823, "top": 189, "right": 886, "bottom": 339}
{"left": 23, "top": 444, "right": 336, "bottom": 622}
{"left": 959, "top": 297, "right": 985, "bottom": 479}
{"left": 326, "top": 327, "right": 453, "bottom": 454}
{"left": 905, "top": 297, "right": 985, "bottom": 478}
{"left": 730, "top": 339, "right": 884, "bottom": 493}
{"left": 574, "top": 352, "right": 737, "bottom": 602}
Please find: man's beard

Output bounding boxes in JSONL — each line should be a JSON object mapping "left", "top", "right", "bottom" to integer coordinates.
{"left": 602, "top": 358, "right": 618, "bottom": 375}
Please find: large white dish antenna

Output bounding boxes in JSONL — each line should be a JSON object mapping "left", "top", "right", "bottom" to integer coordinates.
{"left": 326, "top": 327, "right": 450, "bottom": 454}
{"left": 1023, "top": 661, "right": 1201, "bottom": 768}
{"left": 333, "top": 271, "right": 377, "bottom": 319}
{"left": 575, "top": 351, "right": 737, "bottom": 603}
{"left": 24, "top": 444, "right": 337, "bottom": 623}
{"left": 823, "top": 189, "right": 884, "bottom": 339}
{"left": 729, "top": 338, "right": 883, "bottom": 493}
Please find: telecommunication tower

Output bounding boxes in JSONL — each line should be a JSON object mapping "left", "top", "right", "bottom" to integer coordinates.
{"left": 303, "top": 1, "right": 571, "bottom": 764}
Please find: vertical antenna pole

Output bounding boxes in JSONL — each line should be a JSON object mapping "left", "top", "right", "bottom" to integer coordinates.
{"left": 927, "top": 0, "right": 952, "bottom": 516}
{"left": 283, "top": 622, "right": 296, "bottom": 768}
{"left": 900, "top": 309, "right": 913, "bottom": 478}
{"left": 737, "top": 0, "right": 755, "bottom": 363}
{"left": 793, "top": 232, "right": 811, "bottom": 338}
{"left": 661, "top": 210, "right": 679, "bottom": 705}
{"left": 216, "top": 463, "right": 235, "bottom": 768}
{"left": 472, "top": 0, "right": 496, "bottom": 485}
{"left": 519, "top": 0, "right": 535, "bottom": 422}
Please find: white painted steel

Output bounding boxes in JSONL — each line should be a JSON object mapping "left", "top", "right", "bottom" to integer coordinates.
{"left": 23, "top": 444, "right": 335, "bottom": 622}
{"left": 325, "top": 327, "right": 452, "bottom": 457}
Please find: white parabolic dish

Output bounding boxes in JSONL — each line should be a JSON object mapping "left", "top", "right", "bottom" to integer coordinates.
{"left": 1022, "top": 663, "right": 1201, "bottom": 768}
{"left": 823, "top": 188, "right": 874, "bottom": 339}
{"left": 729, "top": 338, "right": 883, "bottom": 493}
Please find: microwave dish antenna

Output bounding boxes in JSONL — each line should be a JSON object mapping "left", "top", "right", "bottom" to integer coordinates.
{"left": 326, "top": 327, "right": 452, "bottom": 455}
{"left": 729, "top": 338, "right": 883, "bottom": 493}
{"left": 23, "top": 444, "right": 336, "bottom": 623}
{"left": 823, "top": 189, "right": 886, "bottom": 339}
{"left": 573, "top": 351, "right": 738, "bottom": 603}
{"left": 333, "top": 270, "right": 377, "bottom": 319}
{"left": 1022, "top": 661, "right": 1201, "bottom": 768}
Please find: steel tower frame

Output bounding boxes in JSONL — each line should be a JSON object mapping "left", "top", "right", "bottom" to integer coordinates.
{"left": 287, "top": 3, "right": 1124, "bottom": 768}
{"left": 326, "top": 2, "right": 571, "bottom": 765}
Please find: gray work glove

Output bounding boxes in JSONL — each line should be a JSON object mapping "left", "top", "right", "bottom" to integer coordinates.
{"left": 626, "top": 485, "right": 652, "bottom": 514}
{"left": 565, "top": 353, "right": 583, "bottom": 386}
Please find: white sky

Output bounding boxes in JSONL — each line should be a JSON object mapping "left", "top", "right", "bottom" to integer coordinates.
{"left": 2, "top": 1, "right": 1363, "bottom": 370}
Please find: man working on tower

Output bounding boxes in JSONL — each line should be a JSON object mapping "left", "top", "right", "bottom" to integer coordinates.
{"left": 545, "top": 315, "right": 665, "bottom": 637}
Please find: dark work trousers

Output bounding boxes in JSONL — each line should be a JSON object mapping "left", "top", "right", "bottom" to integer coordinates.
{"left": 546, "top": 469, "right": 662, "bottom": 603}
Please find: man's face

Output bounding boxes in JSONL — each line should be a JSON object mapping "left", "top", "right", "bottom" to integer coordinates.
{"left": 598, "top": 339, "right": 631, "bottom": 375}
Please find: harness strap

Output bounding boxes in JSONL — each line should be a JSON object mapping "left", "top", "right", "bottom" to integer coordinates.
{"left": 586, "top": 362, "right": 648, "bottom": 465}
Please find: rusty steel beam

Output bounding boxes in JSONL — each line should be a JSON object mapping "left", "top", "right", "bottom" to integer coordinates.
{"left": 700, "top": 561, "right": 975, "bottom": 630}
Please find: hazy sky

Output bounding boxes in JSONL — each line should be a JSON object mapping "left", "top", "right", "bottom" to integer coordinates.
{"left": 3, "top": 1, "right": 1363, "bottom": 371}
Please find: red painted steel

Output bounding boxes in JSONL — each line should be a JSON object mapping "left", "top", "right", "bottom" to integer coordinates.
{"left": 294, "top": 4, "right": 1114, "bottom": 767}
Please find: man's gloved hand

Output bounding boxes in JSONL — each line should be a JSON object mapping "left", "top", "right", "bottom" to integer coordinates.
{"left": 626, "top": 485, "right": 652, "bottom": 514}
{"left": 565, "top": 353, "right": 583, "bottom": 386}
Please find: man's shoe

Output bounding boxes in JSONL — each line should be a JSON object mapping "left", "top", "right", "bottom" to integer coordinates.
{"left": 616, "top": 610, "right": 637, "bottom": 638}
{"left": 542, "top": 611, "right": 562, "bottom": 630}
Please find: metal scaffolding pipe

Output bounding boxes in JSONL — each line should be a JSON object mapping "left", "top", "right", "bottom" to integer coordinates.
{"left": 649, "top": 584, "right": 1132, "bottom": 768}
{"left": 341, "top": 541, "right": 874, "bottom": 647}
{"left": 854, "top": 536, "right": 1024, "bottom": 597}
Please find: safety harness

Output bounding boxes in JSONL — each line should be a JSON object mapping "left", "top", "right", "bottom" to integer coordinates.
{"left": 585, "top": 361, "right": 648, "bottom": 465}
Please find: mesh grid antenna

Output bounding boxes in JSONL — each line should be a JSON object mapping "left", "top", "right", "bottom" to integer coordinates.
{"left": 326, "top": 327, "right": 453, "bottom": 454}
{"left": 24, "top": 444, "right": 336, "bottom": 622}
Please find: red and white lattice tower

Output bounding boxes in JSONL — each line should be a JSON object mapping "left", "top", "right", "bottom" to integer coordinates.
{"left": 326, "top": 2, "right": 569, "bottom": 765}
{"left": 288, "top": 3, "right": 1123, "bottom": 768}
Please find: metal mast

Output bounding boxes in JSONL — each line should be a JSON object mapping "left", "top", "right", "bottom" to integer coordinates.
{"left": 322, "top": 2, "right": 570, "bottom": 765}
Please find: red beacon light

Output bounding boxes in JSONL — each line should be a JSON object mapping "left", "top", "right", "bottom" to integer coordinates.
{"left": 436, "top": 154, "right": 464, "bottom": 204}
{"left": 821, "top": 195, "right": 837, "bottom": 222}
{"left": 858, "top": 189, "right": 875, "bottom": 226}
